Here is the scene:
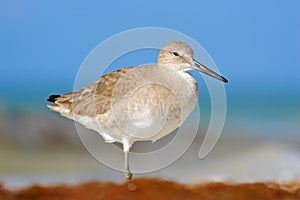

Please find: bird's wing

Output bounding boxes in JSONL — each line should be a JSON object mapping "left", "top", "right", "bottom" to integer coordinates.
{"left": 47, "top": 67, "right": 134, "bottom": 117}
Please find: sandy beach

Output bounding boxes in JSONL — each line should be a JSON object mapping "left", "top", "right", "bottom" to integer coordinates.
{"left": 1, "top": 112, "right": 300, "bottom": 187}
{"left": 0, "top": 108, "right": 299, "bottom": 200}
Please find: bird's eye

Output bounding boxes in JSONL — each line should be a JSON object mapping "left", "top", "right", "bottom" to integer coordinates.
{"left": 172, "top": 52, "right": 179, "bottom": 56}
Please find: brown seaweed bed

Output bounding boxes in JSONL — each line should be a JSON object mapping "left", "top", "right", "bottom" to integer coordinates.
{"left": 0, "top": 178, "right": 299, "bottom": 200}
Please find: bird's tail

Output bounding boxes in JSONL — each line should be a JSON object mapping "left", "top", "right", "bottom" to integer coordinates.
{"left": 47, "top": 94, "right": 61, "bottom": 103}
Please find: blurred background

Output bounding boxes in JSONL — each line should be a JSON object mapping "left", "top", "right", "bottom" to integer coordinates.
{"left": 0, "top": 1, "right": 299, "bottom": 187}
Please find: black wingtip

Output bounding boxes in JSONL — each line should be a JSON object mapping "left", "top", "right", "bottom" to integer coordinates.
{"left": 47, "top": 94, "right": 61, "bottom": 103}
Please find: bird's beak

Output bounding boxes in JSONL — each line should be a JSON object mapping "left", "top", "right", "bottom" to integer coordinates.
{"left": 191, "top": 59, "right": 228, "bottom": 83}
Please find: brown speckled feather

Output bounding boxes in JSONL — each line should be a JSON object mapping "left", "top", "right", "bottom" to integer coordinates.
{"left": 48, "top": 67, "right": 134, "bottom": 117}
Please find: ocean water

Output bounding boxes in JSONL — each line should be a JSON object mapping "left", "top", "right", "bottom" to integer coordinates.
{"left": 1, "top": 86, "right": 299, "bottom": 139}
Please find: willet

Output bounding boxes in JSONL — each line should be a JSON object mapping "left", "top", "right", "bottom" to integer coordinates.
{"left": 47, "top": 41, "right": 228, "bottom": 181}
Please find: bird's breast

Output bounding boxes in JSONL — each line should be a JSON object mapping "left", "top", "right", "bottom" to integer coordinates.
{"left": 175, "top": 71, "right": 199, "bottom": 122}
{"left": 109, "top": 67, "right": 198, "bottom": 141}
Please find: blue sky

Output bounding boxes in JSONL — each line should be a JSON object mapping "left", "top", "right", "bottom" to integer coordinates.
{"left": 0, "top": 0, "right": 299, "bottom": 109}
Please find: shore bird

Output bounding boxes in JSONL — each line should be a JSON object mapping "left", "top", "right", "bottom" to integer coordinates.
{"left": 47, "top": 41, "right": 228, "bottom": 181}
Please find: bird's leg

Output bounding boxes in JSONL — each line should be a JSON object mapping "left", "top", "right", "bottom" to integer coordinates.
{"left": 124, "top": 148, "right": 132, "bottom": 181}
{"left": 123, "top": 139, "right": 132, "bottom": 181}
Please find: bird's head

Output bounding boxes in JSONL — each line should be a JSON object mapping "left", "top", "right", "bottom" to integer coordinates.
{"left": 157, "top": 41, "right": 228, "bottom": 83}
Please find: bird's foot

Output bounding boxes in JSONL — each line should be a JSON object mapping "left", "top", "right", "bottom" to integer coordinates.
{"left": 125, "top": 170, "right": 133, "bottom": 181}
